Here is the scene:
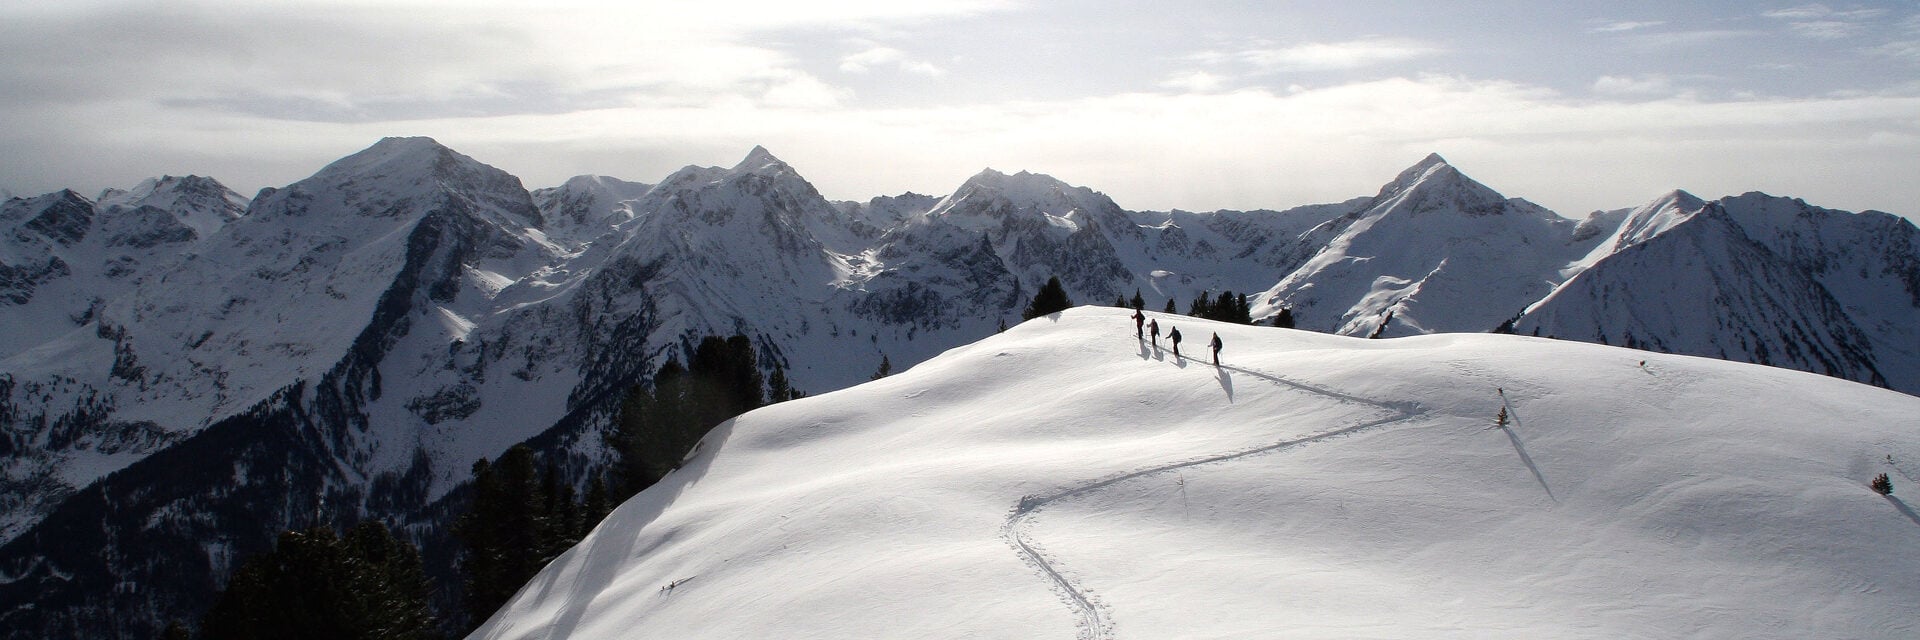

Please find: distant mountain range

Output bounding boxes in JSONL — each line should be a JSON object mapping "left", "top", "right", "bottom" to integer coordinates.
{"left": 1, "top": 138, "right": 1915, "bottom": 637}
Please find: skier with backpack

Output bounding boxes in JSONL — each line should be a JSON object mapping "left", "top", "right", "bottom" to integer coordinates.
{"left": 1169, "top": 326, "right": 1183, "bottom": 358}
{"left": 1209, "top": 332, "right": 1222, "bottom": 365}
{"left": 1132, "top": 308, "right": 1146, "bottom": 339}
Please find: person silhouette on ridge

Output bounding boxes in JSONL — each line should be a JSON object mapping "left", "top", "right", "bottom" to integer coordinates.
{"left": 1169, "top": 326, "right": 1183, "bottom": 358}
{"left": 1148, "top": 318, "right": 1160, "bottom": 346}
{"left": 1132, "top": 308, "right": 1146, "bottom": 339}
{"left": 1209, "top": 332, "right": 1223, "bottom": 365}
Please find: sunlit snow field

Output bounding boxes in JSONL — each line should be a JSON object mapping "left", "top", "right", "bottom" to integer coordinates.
{"left": 477, "top": 307, "right": 1920, "bottom": 639}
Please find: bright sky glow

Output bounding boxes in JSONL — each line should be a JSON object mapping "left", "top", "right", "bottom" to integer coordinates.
{"left": 2, "top": 0, "right": 1916, "bottom": 218}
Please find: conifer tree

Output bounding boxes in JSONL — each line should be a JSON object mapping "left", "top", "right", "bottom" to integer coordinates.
{"left": 1188, "top": 291, "right": 1211, "bottom": 318}
{"left": 538, "top": 460, "right": 580, "bottom": 562}
{"left": 1130, "top": 289, "right": 1145, "bottom": 310}
{"left": 767, "top": 363, "right": 794, "bottom": 404}
{"left": 1164, "top": 298, "right": 1177, "bottom": 313}
{"left": 606, "top": 334, "right": 769, "bottom": 503}
{"left": 201, "top": 522, "right": 437, "bottom": 640}
{"left": 1115, "top": 295, "right": 1127, "bottom": 307}
{"left": 1873, "top": 472, "right": 1894, "bottom": 495}
{"left": 1022, "top": 276, "right": 1073, "bottom": 320}
{"left": 1273, "top": 307, "right": 1295, "bottom": 329}
{"left": 456, "top": 446, "right": 544, "bottom": 626}
{"left": 580, "top": 473, "right": 611, "bottom": 536}
{"left": 872, "top": 354, "right": 893, "bottom": 380}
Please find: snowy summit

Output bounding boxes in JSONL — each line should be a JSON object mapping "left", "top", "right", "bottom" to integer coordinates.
{"left": 475, "top": 307, "right": 1920, "bottom": 639}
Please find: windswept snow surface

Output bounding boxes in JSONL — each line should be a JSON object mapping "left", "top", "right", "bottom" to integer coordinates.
{"left": 474, "top": 307, "right": 1920, "bottom": 639}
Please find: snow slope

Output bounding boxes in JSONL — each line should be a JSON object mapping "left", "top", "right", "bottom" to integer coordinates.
{"left": 1518, "top": 192, "right": 1920, "bottom": 393}
{"left": 1257, "top": 153, "right": 1593, "bottom": 337}
{"left": 475, "top": 307, "right": 1920, "bottom": 639}
{"left": 0, "top": 178, "right": 247, "bottom": 358}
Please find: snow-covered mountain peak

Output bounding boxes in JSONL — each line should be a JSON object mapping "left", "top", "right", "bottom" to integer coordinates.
{"left": 310, "top": 136, "right": 482, "bottom": 190}
{"left": 1604, "top": 188, "right": 1710, "bottom": 251}
{"left": 96, "top": 175, "right": 248, "bottom": 239}
{"left": 1379, "top": 152, "right": 1450, "bottom": 189}
{"left": 951, "top": 168, "right": 1074, "bottom": 201}
{"left": 1263, "top": 154, "right": 1584, "bottom": 338}
{"left": 531, "top": 175, "right": 652, "bottom": 247}
{"left": 1368, "top": 153, "right": 1511, "bottom": 218}
{"left": 2, "top": 189, "right": 94, "bottom": 245}
{"left": 255, "top": 137, "right": 540, "bottom": 231}
{"left": 732, "top": 145, "right": 790, "bottom": 175}
{"left": 926, "top": 168, "right": 1124, "bottom": 232}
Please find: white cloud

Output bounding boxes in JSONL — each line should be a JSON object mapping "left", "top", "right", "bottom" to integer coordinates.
{"left": 0, "top": 1, "right": 1010, "bottom": 122}
{"left": 758, "top": 72, "right": 852, "bottom": 109}
{"left": 1160, "top": 71, "right": 1226, "bottom": 93}
{"left": 1762, "top": 4, "right": 1886, "bottom": 40}
{"left": 1870, "top": 40, "right": 1920, "bottom": 64}
{"left": 1590, "top": 20, "right": 1667, "bottom": 33}
{"left": 1787, "top": 20, "right": 1864, "bottom": 40}
{"left": 1593, "top": 74, "right": 1676, "bottom": 96}
{"left": 1200, "top": 38, "right": 1443, "bottom": 72}
{"left": 840, "top": 46, "right": 946, "bottom": 76}
{"left": 1762, "top": 4, "right": 1885, "bottom": 20}
{"left": 1615, "top": 29, "right": 1761, "bottom": 50}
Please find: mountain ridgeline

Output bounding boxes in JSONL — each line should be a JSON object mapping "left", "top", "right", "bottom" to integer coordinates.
{"left": 1, "top": 138, "right": 1916, "bottom": 638}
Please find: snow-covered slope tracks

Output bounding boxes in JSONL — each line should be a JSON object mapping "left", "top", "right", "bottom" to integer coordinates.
{"left": 1004, "top": 338, "right": 1429, "bottom": 639}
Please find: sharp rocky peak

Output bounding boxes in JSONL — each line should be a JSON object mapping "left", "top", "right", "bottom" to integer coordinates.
{"left": 1653, "top": 189, "right": 1705, "bottom": 212}
{"left": 1368, "top": 152, "right": 1511, "bottom": 216}
{"left": 732, "top": 145, "right": 790, "bottom": 175}
{"left": 1380, "top": 153, "right": 1462, "bottom": 192}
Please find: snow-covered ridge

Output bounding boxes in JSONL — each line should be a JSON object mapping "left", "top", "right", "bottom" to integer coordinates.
{"left": 476, "top": 308, "right": 1920, "bottom": 639}
{"left": 2, "top": 139, "right": 1917, "bottom": 639}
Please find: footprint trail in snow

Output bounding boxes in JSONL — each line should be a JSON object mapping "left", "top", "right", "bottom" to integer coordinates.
{"left": 1003, "top": 359, "right": 1429, "bottom": 640}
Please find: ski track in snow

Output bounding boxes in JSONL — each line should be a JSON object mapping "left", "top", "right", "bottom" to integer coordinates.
{"left": 1003, "top": 355, "right": 1430, "bottom": 640}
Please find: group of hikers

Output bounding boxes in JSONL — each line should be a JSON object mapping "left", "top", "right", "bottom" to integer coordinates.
{"left": 1132, "top": 308, "right": 1224, "bottom": 365}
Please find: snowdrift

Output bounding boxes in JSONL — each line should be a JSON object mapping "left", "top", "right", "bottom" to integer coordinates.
{"left": 477, "top": 306, "right": 1920, "bottom": 639}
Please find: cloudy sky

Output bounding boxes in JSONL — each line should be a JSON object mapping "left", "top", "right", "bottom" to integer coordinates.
{"left": 2, "top": 0, "right": 1917, "bottom": 218}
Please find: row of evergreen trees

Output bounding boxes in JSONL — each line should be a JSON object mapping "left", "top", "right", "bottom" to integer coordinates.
{"left": 608, "top": 335, "right": 770, "bottom": 496}
{"left": 456, "top": 445, "right": 612, "bottom": 626}
{"left": 1115, "top": 287, "right": 1292, "bottom": 328}
{"left": 188, "top": 334, "right": 795, "bottom": 639}
{"left": 191, "top": 522, "right": 437, "bottom": 640}
{"left": 1188, "top": 290, "right": 1252, "bottom": 324}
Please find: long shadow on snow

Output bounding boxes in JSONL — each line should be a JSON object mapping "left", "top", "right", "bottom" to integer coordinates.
{"left": 1885, "top": 495, "right": 1920, "bottom": 530}
{"left": 1216, "top": 365, "right": 1234, "bottom": 402}
{"left": 1495, "top": 392, "right": 1555, "bottom": 503}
